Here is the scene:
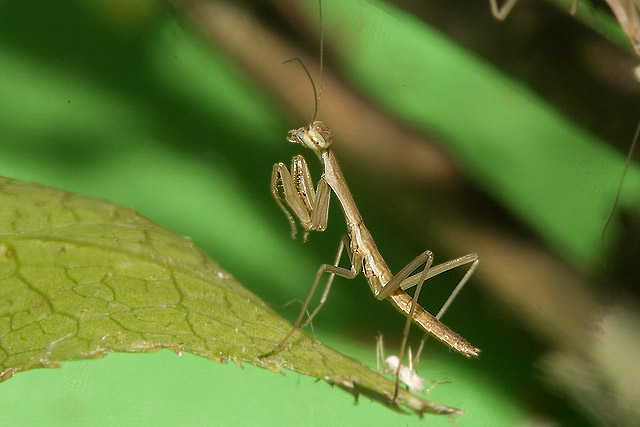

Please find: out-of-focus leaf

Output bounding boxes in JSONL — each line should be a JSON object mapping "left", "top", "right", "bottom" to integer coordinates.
{"left": 0, "top": 176, "right": 461, "bottom": 416}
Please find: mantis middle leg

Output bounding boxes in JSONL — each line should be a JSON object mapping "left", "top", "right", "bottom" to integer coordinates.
{"left": 260, "top": 235, "right": 362, "bottom": 358}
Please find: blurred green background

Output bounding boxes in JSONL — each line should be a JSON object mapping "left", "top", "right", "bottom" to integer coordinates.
{"left": 1, "top": 0, "right": 639, "bottom": 425}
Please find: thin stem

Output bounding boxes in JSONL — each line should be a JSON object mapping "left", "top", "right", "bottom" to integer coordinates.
{"left": 601, "top": 118, "right": 640, "bottom": 241}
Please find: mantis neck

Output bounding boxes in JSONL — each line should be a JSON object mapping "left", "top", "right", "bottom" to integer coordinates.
{"left": 321, "top": 149, "right": 363, "bottom": 226}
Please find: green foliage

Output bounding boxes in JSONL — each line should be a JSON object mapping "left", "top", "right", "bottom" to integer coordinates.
{"left": 3, "top": 0, "right": 637, "bottom": 425}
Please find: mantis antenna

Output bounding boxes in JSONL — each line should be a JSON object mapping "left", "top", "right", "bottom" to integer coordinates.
{"left": 283, "top": 0, "right": 324, "bottom": 123}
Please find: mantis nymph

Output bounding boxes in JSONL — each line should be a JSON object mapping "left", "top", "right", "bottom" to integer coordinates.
{"left": 260, "top": 0, "right": 479, "bottom": 401}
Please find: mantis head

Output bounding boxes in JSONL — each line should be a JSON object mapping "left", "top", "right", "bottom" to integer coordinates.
{"left": 287, "top": 121, "right": 333, "bottom": 155}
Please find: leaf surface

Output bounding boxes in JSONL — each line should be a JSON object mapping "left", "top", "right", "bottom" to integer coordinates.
{"left": 0, "top": 176, "right": 459, "bottom": 416}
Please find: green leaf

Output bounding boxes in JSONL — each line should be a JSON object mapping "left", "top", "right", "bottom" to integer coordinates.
{"left": 0, "top": 176, "right": 461, "bottom": 417}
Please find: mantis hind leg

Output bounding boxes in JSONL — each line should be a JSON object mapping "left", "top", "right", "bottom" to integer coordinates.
{"left": 375, "top": 251, "right": 478, "bottom": 400}
{"left": 391, "top": 251, "right": 434, "bottom": 401}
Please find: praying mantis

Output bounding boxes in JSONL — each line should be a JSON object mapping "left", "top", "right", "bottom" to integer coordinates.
{"left": 259, "top": 0, "right": 480, "bottom": 401}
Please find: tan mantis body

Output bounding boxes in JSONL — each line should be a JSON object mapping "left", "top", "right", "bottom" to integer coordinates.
{"left": 259, "top": 1, "right": 477, "bottom": 402}
{"left": 261, "top": 121, "right": 479, "bottom": 400}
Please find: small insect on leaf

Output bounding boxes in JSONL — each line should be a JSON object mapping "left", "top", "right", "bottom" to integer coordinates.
{"left": 376, "top": 334, "right": 446, "bottom": 395}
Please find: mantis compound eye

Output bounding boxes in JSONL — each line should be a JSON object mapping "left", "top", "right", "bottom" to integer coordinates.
{"left": 308, "top": 121, "right": 332, "bottom": 148}
{"left": 287, "top": 121, "right": 333, "bottom": 152}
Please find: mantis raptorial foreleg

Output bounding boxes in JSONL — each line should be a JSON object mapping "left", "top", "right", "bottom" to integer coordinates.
{"left": 271, "top": 154, "right": 331, "bottom": 240}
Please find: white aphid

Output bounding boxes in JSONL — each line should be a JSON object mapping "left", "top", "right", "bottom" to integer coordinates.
{"left": 383, "top": 354, "right": 425, "bottom": 393}
{"left": 376, "top": 334, "right": 437, "bottom": 394}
